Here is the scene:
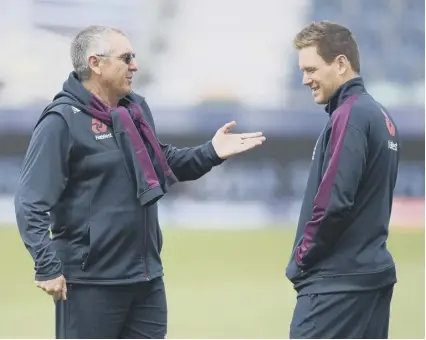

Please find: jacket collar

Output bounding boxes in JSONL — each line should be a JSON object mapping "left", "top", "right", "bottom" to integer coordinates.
{"left": 325, "top": 76, "right": 367, "bottom": 115}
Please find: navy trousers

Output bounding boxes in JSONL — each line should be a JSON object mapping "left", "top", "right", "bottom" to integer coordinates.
{"left": 55, "top": 277, "right": 167, "bottom": 339}
{"left": 290, "top": 285, "right": 394, "bottom": 339}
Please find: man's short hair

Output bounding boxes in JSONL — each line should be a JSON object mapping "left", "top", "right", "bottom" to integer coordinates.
{"left": 293, "top": 21, "right": 360, "bottom": 74}
{"left": 70, "top": 25, "right": 127, "bottom": 81}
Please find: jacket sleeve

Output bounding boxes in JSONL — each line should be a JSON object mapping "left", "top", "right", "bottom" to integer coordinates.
{"left": 14, "top": 113, "right": 71, "bottom": 281}
{"left": 160, "top": 141, "right": 224, "bottom": 181}
{"left": 295, "top": 105, "right": 368, "bottom": 269}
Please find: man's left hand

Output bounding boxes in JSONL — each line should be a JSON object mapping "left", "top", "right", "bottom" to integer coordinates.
{"left": 212, "top": 121, "right": 266, "bottom": 159}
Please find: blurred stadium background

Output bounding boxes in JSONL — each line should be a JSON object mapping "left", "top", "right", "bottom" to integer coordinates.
{"left": 0, "top": 0, "right": 424, "bottom": 338}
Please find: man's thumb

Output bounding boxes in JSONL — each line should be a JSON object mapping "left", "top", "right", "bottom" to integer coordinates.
{"left": 221, "top": 121, "right": 237, "bottom": 133}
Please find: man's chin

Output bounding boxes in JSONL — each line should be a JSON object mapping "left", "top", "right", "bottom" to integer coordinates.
{"left": 313, "top": 95, "right": 327, "bottom": 105}
{"left": 120, "top": 87, "right": 133, "bottom": 97}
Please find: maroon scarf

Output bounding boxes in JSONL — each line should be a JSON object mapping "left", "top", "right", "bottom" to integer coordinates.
{"left": 86, "top": 95, "right": 178, "bottom": 206}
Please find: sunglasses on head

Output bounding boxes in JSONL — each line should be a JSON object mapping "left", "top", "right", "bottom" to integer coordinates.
{"left": 96, "top": 52, "right": 136, "bottom": 64}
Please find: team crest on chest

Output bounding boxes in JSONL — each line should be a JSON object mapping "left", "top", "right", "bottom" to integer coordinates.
{"left": 91, "top": 118, "right": 112, "bottom": 140}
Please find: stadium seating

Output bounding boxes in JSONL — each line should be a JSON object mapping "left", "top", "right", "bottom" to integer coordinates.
{"left": 0, "top": 0, "right": 423, "bottom": 112}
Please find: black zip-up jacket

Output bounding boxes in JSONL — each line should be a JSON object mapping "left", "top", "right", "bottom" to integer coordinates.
{"left": 286, "top": 77, "right": 400, "bottom": 295}
{"left": 14, "top": 73, "right": 223, "bottom": 284}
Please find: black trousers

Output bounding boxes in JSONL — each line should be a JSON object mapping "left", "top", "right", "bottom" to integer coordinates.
{"left": 55, "top": 277, "right": 167, "bottom": 339}
{"left": 290, "top": 285, "right": 394, "bottom": 339}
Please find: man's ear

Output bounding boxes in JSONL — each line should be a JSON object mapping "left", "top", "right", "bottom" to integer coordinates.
{"left": 88, "top": 56, "right": 102, "bottom": 76}
{"left": 335, "top": 54, "right": 350, "bottom": 75}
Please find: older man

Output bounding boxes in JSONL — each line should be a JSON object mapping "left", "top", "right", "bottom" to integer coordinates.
{"left": 14, "top": 25, "right": 265, "bottom": 339}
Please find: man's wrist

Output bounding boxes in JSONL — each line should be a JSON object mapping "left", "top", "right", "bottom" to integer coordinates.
{"left": 206, "top": 140, "right": 225, "bottom": 165}
{"left": 35, "top": 262, "right": 63, "bottom": 281}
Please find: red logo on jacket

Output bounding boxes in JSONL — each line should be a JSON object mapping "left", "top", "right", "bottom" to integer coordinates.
{"left": 380, "top": 108, "right": 395, "bottom": 137}
{"left": 91, "top": 119, "right": 108, "bottom": 134}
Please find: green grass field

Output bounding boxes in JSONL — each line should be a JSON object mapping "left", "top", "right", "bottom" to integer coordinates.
{"left": 0, "top": 225, "right": 424, "bottom": 339}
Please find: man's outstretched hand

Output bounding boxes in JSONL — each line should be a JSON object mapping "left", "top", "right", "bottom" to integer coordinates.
{"left": 212, "top": 121, "right": 266, "bottom": 159}
{"left": 35, "top": 275, "right": 67, "bottom": 301}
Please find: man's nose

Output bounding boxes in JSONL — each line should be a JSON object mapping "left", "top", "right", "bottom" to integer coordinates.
{"left": 129, "top": 59, "right": 138, "bottom": 72}
{"left": 302, "top": 73, "right": 311, "bottom": 86}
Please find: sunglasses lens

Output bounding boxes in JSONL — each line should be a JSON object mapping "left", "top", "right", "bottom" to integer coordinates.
{"left": 124, "top": 53, "right": 135, "bottom": 64}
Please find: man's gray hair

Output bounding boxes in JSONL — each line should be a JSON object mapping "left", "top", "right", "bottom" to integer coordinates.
{"left": 70, "top": 25, "right": 127, "bottom": 81}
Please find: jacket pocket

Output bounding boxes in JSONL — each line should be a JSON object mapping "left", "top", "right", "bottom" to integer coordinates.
{"left": 286, "top": 237, "right": 305, "bottom": 282}
{"left": 286, "top": 259, "right": 304, "bottom": 282}
{"left": 80, "top": 222, "right": 92, "bottom": 271}
{"left": 157, "top": 227, "right": 163, "bottom": 253}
